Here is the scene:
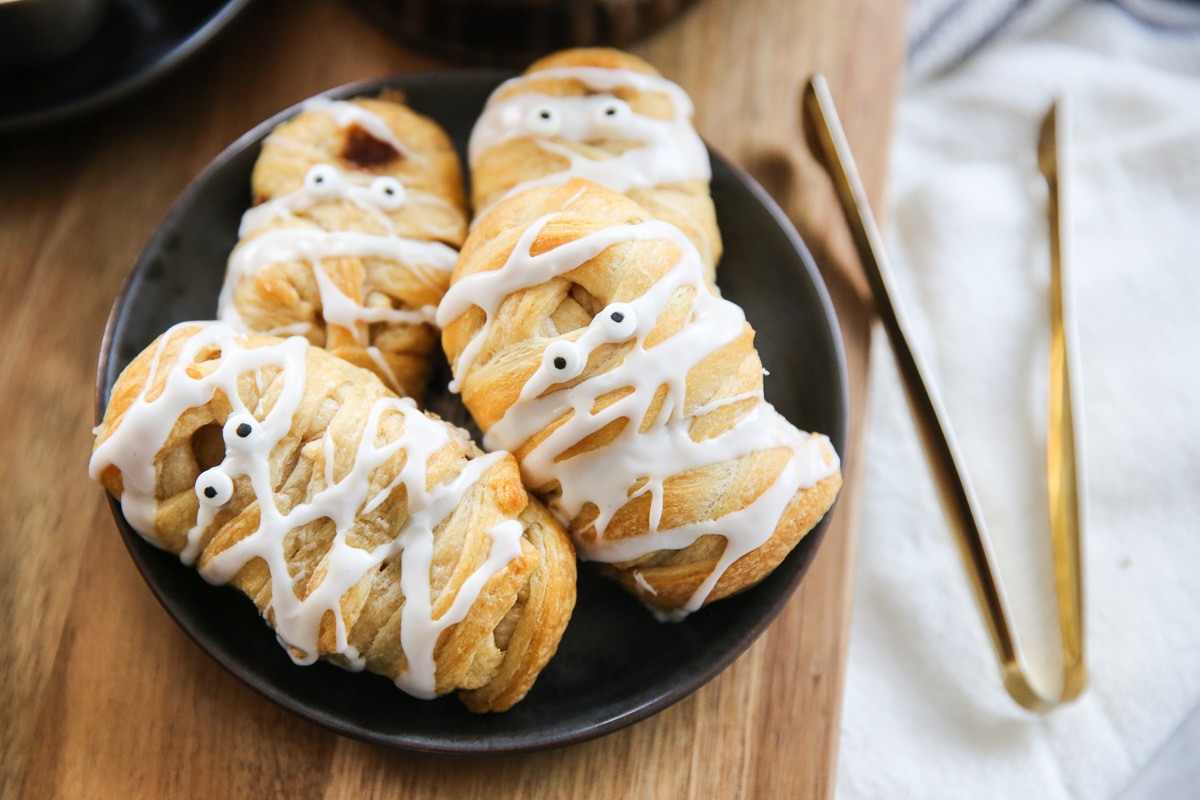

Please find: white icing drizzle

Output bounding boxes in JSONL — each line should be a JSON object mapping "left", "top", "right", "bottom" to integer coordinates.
{"left": 89, "top": 322, "right": 523, "bottom": 698}
{"left": 222, "top": 99, "right": 460, "bottom": 357}
{"left": 365, "top": 345, "right": 403, "bottom": 394}
{"left": 437, "top": 216, "right": 839, "bottom": 617}
{"left": 218, "top": 225, "right": 450, "bottom": 340}
{"left": 632, "top": 571, "right": 658, "bottom": 597}
{"left": 299, "top": 96, "right": 412, "bottom": 158}
{"left": 239, "top": 168, "right": 456, "bottom": 241}
{"left": 219, "top": 160, "right": 456, "bottom": 347}
{"left": 469, "top": 66, "right": 711, "bottom": 220}
{"left": 264, "top": 321, "right": 313, "bottom": 337}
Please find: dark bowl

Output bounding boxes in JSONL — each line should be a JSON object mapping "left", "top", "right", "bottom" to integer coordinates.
{"left": 95, "top": 70, "right": 848, "bottom": 753}
{"left": 0, "top": 0, "right": 252, "bottom": 135}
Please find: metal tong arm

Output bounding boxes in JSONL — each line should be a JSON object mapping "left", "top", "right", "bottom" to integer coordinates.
{"left": 802, "top": 75, "right": 1086, "bottom": 711}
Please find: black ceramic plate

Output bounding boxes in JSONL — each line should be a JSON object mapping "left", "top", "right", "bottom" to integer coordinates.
{"left": 96, "top": 71, "right": 848, "bottom": 753}
{"left": 0, "top": 0, "right": 252, "bottom": 135}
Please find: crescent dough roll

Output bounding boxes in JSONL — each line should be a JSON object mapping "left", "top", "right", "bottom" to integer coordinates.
{"left": 469, "top": 48, "right": 722, "bottom": 281}
{"left": 90, "top": 322, "right": 575, "bottom": 712}
{"left": 219, "top": 95, "right": 469, "bottom": 400}
{"left": 438, "top": 180, "right": 841, "bottom": 618}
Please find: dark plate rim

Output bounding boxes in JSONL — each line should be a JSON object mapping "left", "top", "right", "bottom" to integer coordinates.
{"left": 94, "top": 69, "right": 849, "bottom": 754}
{"left": 1, "top": 0, "right": 255, "bottom": 135}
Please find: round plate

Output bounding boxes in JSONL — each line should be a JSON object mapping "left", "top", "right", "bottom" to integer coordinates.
{"left": 96, "top": 71, "right": 848, "bottom": 753}
{"left": 0, "top": 0, "right": 252, "bottom": 136}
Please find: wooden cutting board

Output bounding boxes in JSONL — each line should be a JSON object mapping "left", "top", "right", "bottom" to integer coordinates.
{"left": 0, "top": 0, "right": 903, "bottom": 796}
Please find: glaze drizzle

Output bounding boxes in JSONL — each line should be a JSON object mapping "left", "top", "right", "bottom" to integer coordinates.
{"left": 469, "top": 66, "right": 711, "bottom": 219}
{"left": 438, "top": 210, "right": 838, "bottom": 617}
{"left": 220, "top": 100, "right": 460, "bottom": 394}
{"left": 90, "top": 322, "right": 523, "bottom": 698}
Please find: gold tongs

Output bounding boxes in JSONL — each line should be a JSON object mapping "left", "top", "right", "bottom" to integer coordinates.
{"left": 802, "top": 76, "right": 1086, "bottom": 711}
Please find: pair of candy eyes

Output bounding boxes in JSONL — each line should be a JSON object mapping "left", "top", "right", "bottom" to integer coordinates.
{"left": 194, "top": 306, "right": 636, "bottom": 504}
{"left": 544, "top": 305, "right": 637, "bottom": 375}
{"left": 523, "top": 100, "right": 632, "bottom": 135}
{"left": 194, "top": 414, "right": 258, "bottom": 507}
{"left": 303, "top": 165, "right": 406, "bottom": 210}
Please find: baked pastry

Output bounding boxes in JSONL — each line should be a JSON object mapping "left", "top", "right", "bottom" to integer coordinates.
{"left": 89, "top": 322, "right": 575, "bottom": 712}
{"left": 469, "top": 48, "right": 722, "bottom": 280}
{"left": 219, "top": 94, "right": 468, "bottom": 399}
{"left": 438, "top": 179, "right": 841, "bottom": 618}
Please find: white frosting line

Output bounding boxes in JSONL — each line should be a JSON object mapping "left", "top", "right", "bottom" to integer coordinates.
{"left": 501, "top": 66, "right": 696, "bottom": 113}
{"left": 241, "top": 176, "right": 394, "bottom": 237}
{"left": 240, "top": 169, "right": 458, "bottom": 242}
{"left": 366, "top": 345, "right": 403, "bottom": 394}
{"left": 264, "top": 322, "right": 313, "bottom": 337}
{"left": 227, "top": 97, "right": 462, "bottom": 352}
{"left": 469, "top": 65, "right": 710, "bottom": 221}
{"left": 89, "top": 322, "right": 522, "bottom": 698}
{"left": 633, "top": 571, "right": 658, "bottom": 596}
{"left": 437, "top": 214, "right": 839, "bottom": 616}
{"left": 299, "top": 96, "right": 412, "bottom": 158}
{"left": 219, "top": 213, "right": 455, "bottom": 344}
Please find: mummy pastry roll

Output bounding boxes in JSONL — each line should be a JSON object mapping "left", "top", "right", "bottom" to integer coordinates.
{"left": 219, "top": 94, "right": 469, "bottom": 399}
{"left": 469, "top": 48, "right": 723, "bottom": 281}
{"left": 438, "top": 180, "right": 841, "bottom": 618}
{"left": 90, "top": 322, "right": 575, "bottom": 711}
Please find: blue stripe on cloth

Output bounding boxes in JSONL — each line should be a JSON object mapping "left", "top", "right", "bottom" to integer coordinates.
{"left": 931, "top": 0, "right": 1036, "bottom": 72}
{"left": 1101, "top": 0, "right": 1200, "bottom": 32}
{"left": 911, "top": 0, "right": 977, "bottom": 57}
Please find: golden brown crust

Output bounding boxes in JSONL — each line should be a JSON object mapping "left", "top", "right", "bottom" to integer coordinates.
{"left": 442, "top": 180, "right": 841, "bottom": 613}
{"left": 252, "top": 98, "right": 467, "bottom": 235}
{"left": 525, "top": 47, "right": 662, "bottom": 76}
{"left": 224, "top": 96, "right": 468, "bottom": 400}
{"left": 471, "top": 47, "right": 723, "bottom": 279}
{"left": 599, "top": 471, "right": 842, "bottom": 608}
{"left": 93, "top": 325, "right": 574, "bottom": 711}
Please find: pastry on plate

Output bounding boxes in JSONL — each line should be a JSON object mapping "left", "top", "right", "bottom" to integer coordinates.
{"left": 219, "top": 94, "right": 468, "bottom": 399}
{"left": 90, "top": 322, "right": 575, "bottom": 712}
{"left": 469, "top": 48, "right": 722, "bottom": 280}
{"left": 439, "top": 179, "right": 841, "bottom": 618}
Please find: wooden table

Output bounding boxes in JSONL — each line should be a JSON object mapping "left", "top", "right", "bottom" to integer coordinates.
{"left": 0, "top": 0, "right": 903, "bottom": 796}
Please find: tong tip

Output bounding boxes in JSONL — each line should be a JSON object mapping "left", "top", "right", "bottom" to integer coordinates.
{"left": 802, "top": 75, "right": 833, "bottom": 169}
{"left": 1037, "top": 97, "right": 1066, "bottom": 180}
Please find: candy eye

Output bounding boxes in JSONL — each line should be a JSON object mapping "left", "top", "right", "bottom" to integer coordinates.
{"left": 543, "top": 340, "right": 584, "bottom": 380}
{"left": 369, "top": 176, "right": 406, "bottom": 210}
{"left": 525, "top": 104, "right": 562, "bottom": 135}
{"left": 499, "top": 104, "right": 524, "bottom": 129}
{"left": 599, "top": 303, "right": 637, "bottom": 341}
{"left": 196, "top": 468, "right": 234, "bottom": 507}
{"left": 304, "top": 164, "right": 342, "bottom": 197}
{"left": 594, "top": 99, "right": 631, "bottom": 130}
{"left": 223, "top": 413, "right": 258, "bottom": 451}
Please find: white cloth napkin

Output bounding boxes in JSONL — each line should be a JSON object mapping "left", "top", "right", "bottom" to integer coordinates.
{"left": 836, "top": 2, "right": 1200, "bottom": 797}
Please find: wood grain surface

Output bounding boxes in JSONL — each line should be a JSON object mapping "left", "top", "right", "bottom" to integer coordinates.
{"left": 0, "top": 0, "right": 904, "bottom": 797}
